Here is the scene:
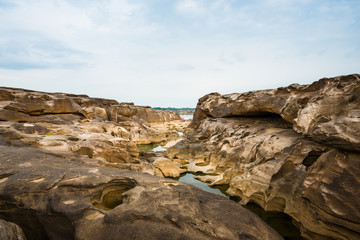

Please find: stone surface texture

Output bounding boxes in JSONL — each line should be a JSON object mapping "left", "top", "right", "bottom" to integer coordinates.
{"left": 0, "top": 146, "right": 282, "bottom": 240}
{"left": 0, "top": 87, "right": 185, "bottom": 168}
{"left": 168, "top": 74, "right": 360, "bottom": 240}
{"left": 0, "top": 219, "right": 26, "bottom": 240}
{"left": 0, "top": 87, "right": 284, "bottom": 240}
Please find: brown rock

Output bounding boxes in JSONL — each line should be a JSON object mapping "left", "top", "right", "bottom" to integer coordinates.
{"left": 152, "top": 157, "right": 185, "bottom": 177}
{"left": 0, "top": 146, "right": 282, "bottom": 240}
{"left": 0, "top": 87, "right": 188, "bottom": 165}
{"left": 169, "top": 74, "right": 360, "bottom": 240}
{"left": 0, "top": 219, "right": 26, "bottom": 240}
{"left": 192, "top": 74, "right": 360, "bottom": 152}
{"left": 135, "top": 106, "right": 182, "bottom": 123}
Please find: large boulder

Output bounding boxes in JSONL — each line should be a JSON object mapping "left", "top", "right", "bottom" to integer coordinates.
{"left": 0, "top": 146, "right": 282, "bottom": 240}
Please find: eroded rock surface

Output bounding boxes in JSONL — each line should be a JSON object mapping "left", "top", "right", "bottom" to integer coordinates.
{"left": 169, "top": 74, "right": 360, "bottom": 240}
{"left": 0, "top": 219, "right": 26, "bottom": 240}
{"left": 192, "top": 74, "right": 360, "bottom": 152}
{"left": 0, "top": 146, "right": 282, "bottom": 240}
{"left": 0, "top": 87, "right": 186, "bottom": 168}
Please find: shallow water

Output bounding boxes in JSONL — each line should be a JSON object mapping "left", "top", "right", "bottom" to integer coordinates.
{"left": 180, "top": 115, "right": 193, "bottom": 120}
{"left": 137, "top": 143, "right": 166, "bottom": 152}
{"left": 176, "top": 173, "right": 303, "bottom": 240}
{"left": 137, "top": 142, "right": 161, "bottom": 151}
{"left": 152, "top": 145, "right": 166, "bottom": 152}
{"left": 178, "top": 173, "right": 226, "bottom": 197}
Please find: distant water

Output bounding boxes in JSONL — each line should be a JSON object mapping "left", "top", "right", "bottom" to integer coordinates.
{"left": 180, "top": 115, "right": 193, "bottom": 120}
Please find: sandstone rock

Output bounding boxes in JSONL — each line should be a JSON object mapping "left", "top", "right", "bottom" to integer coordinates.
{"left": 169, "top": 74, "right": 360, "bottom": 240}
{"left": 0, "top": 219, "right": 26, "bottom": 240}
{"left": 0, "top": 87, "right": 188, "bottom": 165}
{"left": 152, "top": 157, "right": 185, "bottom": 178}
{"left": 135, "top": 106, "right": 182, "bottom": 123}
{"left": 0, "top": 87, "right": 181, "bottom": 126}
{"left": 192, "top": 74, "right": 360, "bottom": 152}
{"left": 0, "top": 146, "right": 282, "bottom": 240}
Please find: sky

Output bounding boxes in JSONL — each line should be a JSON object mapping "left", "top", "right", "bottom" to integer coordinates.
{"left": 0, "top": 0, "right": 359, "bottom": 107}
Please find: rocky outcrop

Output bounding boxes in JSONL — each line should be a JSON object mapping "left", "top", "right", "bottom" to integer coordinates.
{"left": 169, "top": 74, "right": 360, "bottom": 240}
{"left": 0, "top": 87, "right": 181, "bottom": 124}
{"left": 0, "top": 146, "right": 282, "bottom": 240}
{"left": 192, "top": 74, "right": 360, "bottom": 152}
{"left": 134, "top": 106, "right": 182, "bottom": 123}
{"left": 0, "top": 87, "right": 186, "bottom": 163}
{"left": 0, "top": 219, "right": 26, "bottom": 240}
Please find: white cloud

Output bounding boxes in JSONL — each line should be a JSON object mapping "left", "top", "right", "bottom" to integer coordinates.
{"left": 0, "top": 0, "right": 359, "bottom": 107}
{"left": 175, "top": 0, "right": 204, "bottom": 15}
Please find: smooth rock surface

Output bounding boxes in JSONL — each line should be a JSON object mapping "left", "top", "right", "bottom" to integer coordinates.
{"left": 0, "top": 146, "right": 282, "bottom": 240}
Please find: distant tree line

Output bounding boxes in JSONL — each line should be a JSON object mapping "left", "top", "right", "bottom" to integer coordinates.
{"left": 153, "top": 107, "right": 195, "bottom": 115}
{"left": 153, "top": 107, "right": 195, "bottom": 111}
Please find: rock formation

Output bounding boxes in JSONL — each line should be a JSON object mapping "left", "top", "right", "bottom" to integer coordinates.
{"left": 168, "top": 74, "right": 360, "bottom": 240}
{"left": 0, "top": 219, "right": 26, "bottom": 240}
{"left": 0, "top": 146, "right": 282, "bottom": 240}
{"left": 0, "top": 87, "right": 185, "bottom": 164}
{"left": 134, "top": 106, "right": 182, "bottom": 123}
{"left": 0, "top": 87, "right": 283, "bottom": 239}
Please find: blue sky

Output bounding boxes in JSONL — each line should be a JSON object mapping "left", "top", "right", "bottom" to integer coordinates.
{"left": 0, "top": 0, "right": 359, "bottom": 107}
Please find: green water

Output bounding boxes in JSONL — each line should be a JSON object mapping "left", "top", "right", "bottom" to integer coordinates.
{"left": 137, "top": 143, "right": 166, "bottom": 152}
{"left": 178, "top": 173, "right": 227, "bottom": 197}
{"left": 176, "top": 173, "right": 303, "bottom": 240}
{"left": 137, "top": 142, "right": 160, "bottom": 151}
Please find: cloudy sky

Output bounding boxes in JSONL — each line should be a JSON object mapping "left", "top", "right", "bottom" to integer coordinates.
{"left": 0, "top": 0, "right": 359, "bottom": 107}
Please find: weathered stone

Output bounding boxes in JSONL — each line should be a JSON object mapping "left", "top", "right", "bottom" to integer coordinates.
{"left": 0, "top": 87, "right": 187, "bottom": 164}
{"left": 192, "top": 74, "right": 360, "bottom": 152}
{"left": 0, "top": 219, "right": 26, "bottom": 240}
{"left": 0, "top": 146, "right": 282, "bottom": 240}
{"left": 135, "top": 106, "right": 182, "bottom": 123}
{"left": 0, "top": 87, "right": 181, "bottom": 125}
{"left": 169, "top": 74, "right": 360, "bottom": 240}
{"left": 152, "top": 157, "right": 185, "bottom": 178}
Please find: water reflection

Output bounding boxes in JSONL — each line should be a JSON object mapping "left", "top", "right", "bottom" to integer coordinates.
{"left": 152, "top": 145, "right": 166, "bottom": 152}
{"left": 137, "top": 142, "right": 161, "bottom": 151}
{"left": 174, "top": 172, "right": 304, "bottom": 240}
{"left": 178, "top": 173, "right": 226, "bottom": 197}
{"left": 180, "top": 115, "right": 193, "bottom": 120}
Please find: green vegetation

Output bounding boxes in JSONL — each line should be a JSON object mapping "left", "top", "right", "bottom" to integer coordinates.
{"left": 153, "top": 107, "right": 195, "bottom": 115}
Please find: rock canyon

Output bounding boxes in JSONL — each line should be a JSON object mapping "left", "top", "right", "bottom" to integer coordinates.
{"left": 1, "top": 74, "right": 360, "bottom": 240}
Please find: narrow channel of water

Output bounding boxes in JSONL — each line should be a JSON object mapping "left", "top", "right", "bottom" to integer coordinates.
{"left": 176, "top": 173, "right": 303, "bottom": 240}
{"left": 137, "top": 140, "right": 303, "bottom": 239}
